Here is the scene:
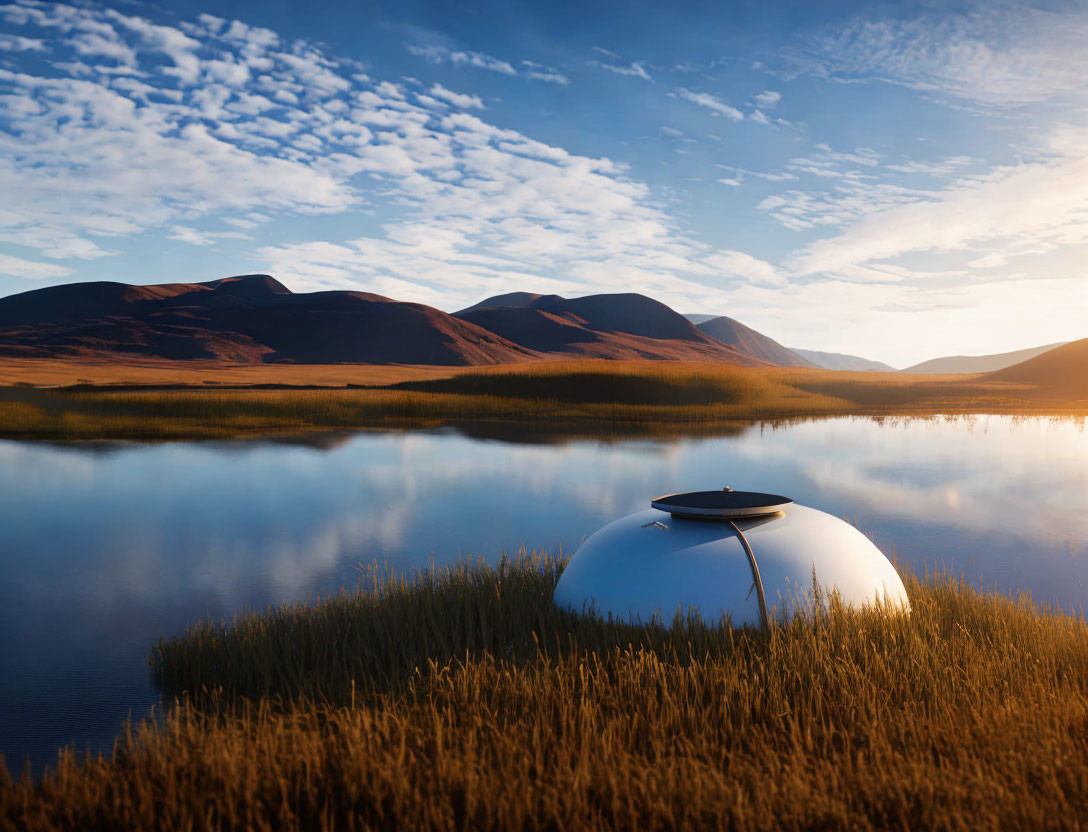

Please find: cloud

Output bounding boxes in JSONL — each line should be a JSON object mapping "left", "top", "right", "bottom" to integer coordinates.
{"left": 0, "top": 32, "right": 45, "bottom": 51}
{"left": 754, "top": 90, "right": 781, "bottom": 108}
{"left": 427, "top": 83, "right": 484, "bottom": 109}
{"left": 701, "top": 250, "right": 785, "bottom": 286}
{"left": 592, "top": 60, "right": 652, "bottom": 81}
{"left": 0, "top": 1, "right": 789, "bottom": 306}
{"left": 795, "top": 4, "right": 1088, "bottom": 109}
{"left": 714, "top": 164, "right": 798, "bottom": 183}
{"left": 787, "top": 141, "right": 1088, "bottom": 277}
{"left": 0, "top": 253, "right": 73, "bottom": 279}
{"left": 885, "top": 157, "right": 973, "bottom": 176}
{"left": 521, "top": 61, "right": 569, "bottom": 86}
{"left": 675, "top": 88, "right": 743, "bottom": 120}
{"left": 405, "top": 43, "right": 516, "bottom": 76}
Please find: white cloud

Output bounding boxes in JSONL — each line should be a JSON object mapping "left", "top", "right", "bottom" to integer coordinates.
{"left": 405, "top": 43, "right": 516, "bottom": 76}
{"left": 714, "top": 164, "right": 798, "bottom": 183}
{"left": 675, "top": 88, "right": 743, "bottom": 120}
{"left": 0, "top": 252, "right": 73, "bottom": 279}
{"left": 787, "top": 142, "right": 1088, "bottom": 277}
{"left": 593, "top": 60, "right": 652, "bottom": 81}
{"left": 797, "top": 4, "right": 1088, "bottom": 109}
{"left": 701, "top": 250, "right": 784, "bottom": 286}
{"left": 0, "top": 33, "right": 45, "bottom": 51}
{"left": 521, "top": 61, "right": 570, "bottom": 86}
{"left": 885, "top": 156, "right": 973, "bottom": 176}
{"left": 754, "top": 90, "right": 781, "bottom": 108}
{"left": 427, "top": 82, "right": 484, "bottom": 110}
{"left": 0, "top": 0, "right": 777, "bottom": 312}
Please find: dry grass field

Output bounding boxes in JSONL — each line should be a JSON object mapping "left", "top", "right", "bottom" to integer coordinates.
{"left": 1, "top": 358, "right": 1083, "bottom": 439}
{"left": 3, "top": 555, "right": 1087, "bottom": 831}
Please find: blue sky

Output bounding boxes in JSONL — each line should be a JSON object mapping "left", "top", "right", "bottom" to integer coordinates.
{"left": 2, "top": 0, "right": 1087, "bottom": 365}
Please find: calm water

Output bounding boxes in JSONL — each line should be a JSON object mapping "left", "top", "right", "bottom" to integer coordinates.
{"left": 3, "top": 416, "right": 1088, "bottom": 776}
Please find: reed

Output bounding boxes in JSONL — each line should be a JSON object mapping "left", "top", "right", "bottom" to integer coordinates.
{"left": 4, "top": 555, "right": 1088, "bottom": 831}
{"left": 4, "top": 359, "right": 1082, "bottom": 440}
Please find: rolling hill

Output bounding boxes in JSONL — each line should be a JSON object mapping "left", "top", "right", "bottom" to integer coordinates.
{"left": 984, "top": 338, "right": 1088, "bottom": 399}
{"left": 789, "top": 348, "right": 896, "bottom": 373}
{"left": 454, "top": 293, "right": 769, "bottom": 364}
{"left": 0, "top": 275, "right": 540, "bottom": 366}
{"left": 902, "top": 342, "right": 1068, "bottom": 374}
{"left": 694, "top": 316, "right": 815, "bottom": 368}
{"left": 681, "top": 313, "right": 892, "bottom": 372}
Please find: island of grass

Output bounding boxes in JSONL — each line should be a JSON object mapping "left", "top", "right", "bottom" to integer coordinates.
{"left": 4, "top": 555, "right": 1087, "bottom": 831}
{"left": 2, "top": 351, "right": 1087, "bottom": 440}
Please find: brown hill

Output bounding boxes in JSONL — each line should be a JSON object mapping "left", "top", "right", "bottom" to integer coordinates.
{"left": 695, "top": 316, "right": 816, "bottom": 368}
{"left": 455, "top": 293, "right": 769, "bottom": 365}
{"left": 0, "top": 276, "right": 539, "bottom": 366}
{"left": 455, "top": 292, "right": 551, "bottom": 315}
{"left": 902, "top": 342, "right": 1067, "bottom": 374}
{"left": 984, "top": 338, "right": 1088, "bottom": 399}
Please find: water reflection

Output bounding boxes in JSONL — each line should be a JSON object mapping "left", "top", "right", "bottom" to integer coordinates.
{"left": 1, "top": 415, "right": 1086, "bottom": 777}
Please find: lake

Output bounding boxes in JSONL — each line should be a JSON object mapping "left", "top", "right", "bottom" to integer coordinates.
{"left": 2, "top": 415, "right": 1087, "bottom": 777}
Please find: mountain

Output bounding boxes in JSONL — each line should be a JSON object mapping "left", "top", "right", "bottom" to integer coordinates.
{"left": 902, "top": 342, "right": 1069, "bottom": 374}
{"left": 790, "top": 348, "right": 896, "bottom": 373}
{"left": 456, "top": 292, "right": 551, "bottom": 315}
{"left": 0, "top": 275, "right": 539, "bottom": 365}
{"left": 682, "top": 313, "right": 718, "bottom": 325}
{"left": 695, "top": 316, "right": 816, "bottom": 368}
{"left": 454, "top": 292, "right": 769, "bottom": 364}
{"left": 984, "top": 338, "right": 1088, "bottom": 399}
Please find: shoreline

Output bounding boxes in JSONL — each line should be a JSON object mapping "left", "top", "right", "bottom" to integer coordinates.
{"left": 1, "top": 359, "right": 1085, "bottom": 440}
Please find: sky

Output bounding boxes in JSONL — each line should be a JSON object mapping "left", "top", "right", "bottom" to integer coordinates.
{"left": 1, "top": 0, "right": 1087, "bottom": 366}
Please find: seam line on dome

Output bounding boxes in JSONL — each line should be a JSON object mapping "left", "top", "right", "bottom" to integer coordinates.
{"left": 727, "top": 520, "right": 768, "bottom": 629}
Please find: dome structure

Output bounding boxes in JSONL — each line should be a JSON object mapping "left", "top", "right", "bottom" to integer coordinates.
{"left": 554, "top": 489, "right": 909, "bottom": 628}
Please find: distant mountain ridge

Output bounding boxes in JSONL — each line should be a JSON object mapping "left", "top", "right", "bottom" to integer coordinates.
{"left": 0, "top": 275, "right": 539, "bottom": 365}
{"left": 682, "top": 313, "right": 891, "bottom": 372}
{"left": 902, "top": 342, "right": 1069, "bottom": 374}
{"left": 453, "top": 292, "right": 768, "bottom": 364}
{"left": 15, "top": 276, "right": 1064, "bottom": 373}
{"left": 790, "top": 348, "right": 896, "bottom": 373}
{"left": 0, "top": 277, "right": 783, "bottom": 367}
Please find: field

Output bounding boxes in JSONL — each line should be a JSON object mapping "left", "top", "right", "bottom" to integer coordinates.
{"left": 1, "top": 358, "right": 1083, "bottom": 440}
{"left": 3, "top": 555, "right": 1087, "bottom": 831}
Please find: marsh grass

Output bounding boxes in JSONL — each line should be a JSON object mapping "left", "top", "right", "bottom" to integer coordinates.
{"left": 4, "top": 555, "right": 1088, "bottom": 831}
{"left": 3, "top": 359, "right": 1080, "bottom": 440}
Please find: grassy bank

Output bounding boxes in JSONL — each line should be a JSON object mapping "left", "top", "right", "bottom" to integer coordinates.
{"left": 3, "top": 359, "right": 1083, "bottom": 440}
{"left": 4, "top": 555, "right": 1088, "bottom": 831}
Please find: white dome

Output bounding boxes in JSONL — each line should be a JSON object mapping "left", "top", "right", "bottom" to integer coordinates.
{"left": 555, "top": 495, "right": 909, "bottom": 628}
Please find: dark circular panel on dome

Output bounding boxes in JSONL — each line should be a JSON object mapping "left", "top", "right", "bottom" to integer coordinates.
{"left": 651, "top": 489, "right": 793, "bottom": 519}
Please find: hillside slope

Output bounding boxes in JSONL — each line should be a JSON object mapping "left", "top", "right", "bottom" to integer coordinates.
{"left": 790, "top": 348, "right": 896, "bottom": 372}
{"left": 902, "top": 342, "right": 1067, "bottom": 374}
{"left": 695, "top": 316, "right": 815, "bottom": 368}
{"left": 0, "top": 276, "right": 540, "bottom": 366}
{"left": 985, "top": 338, "right": 1088, "bottom": 399}
{"left": 456, "top": 293, "right": 768, "bottom": 365}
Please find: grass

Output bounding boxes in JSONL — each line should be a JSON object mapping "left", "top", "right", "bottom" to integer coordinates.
{"left": 3, "top": 554, "right": 1088, "bottom": 831}
{"left": 3, "top": 359, "right": 1084, "bottom": 440}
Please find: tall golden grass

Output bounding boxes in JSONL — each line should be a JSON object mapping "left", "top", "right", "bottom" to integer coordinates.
{"left": 4, "top": 555, "right": 1088, "bottom": 830}
{"left": 3, "top": 359, "right": 1081, "bottom": 440}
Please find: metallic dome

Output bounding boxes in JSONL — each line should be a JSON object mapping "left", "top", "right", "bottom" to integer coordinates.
{"left": 554, "top": 490, "right": 910, "bottom": 628}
